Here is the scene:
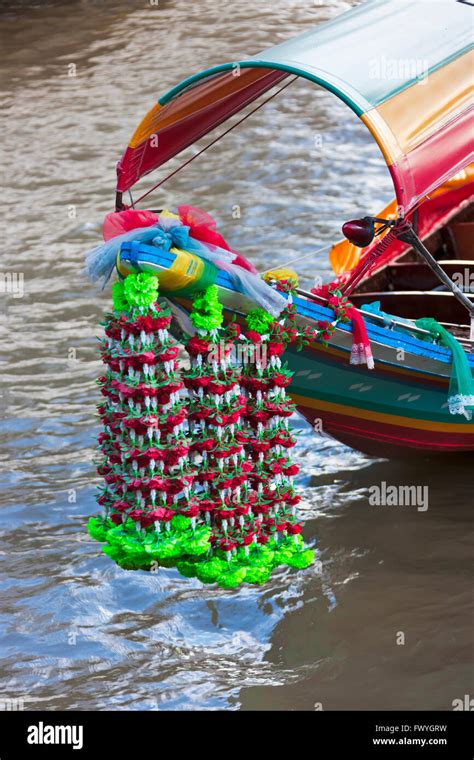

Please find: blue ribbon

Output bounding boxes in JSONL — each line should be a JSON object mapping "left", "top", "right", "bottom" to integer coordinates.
{"left": 152, "top": 224, "right": 192, "bottom": 252}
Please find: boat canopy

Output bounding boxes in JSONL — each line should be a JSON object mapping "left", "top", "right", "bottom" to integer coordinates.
{"left": 116, "top": 0, "right": 473, "bottom": 214}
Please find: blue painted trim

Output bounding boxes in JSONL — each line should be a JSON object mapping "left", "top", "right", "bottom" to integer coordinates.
{"left": 120, "top": 242, "right": 177, "bottom": 267}
{"left": 118, "top": 241, "right": 474, "bottom": 371}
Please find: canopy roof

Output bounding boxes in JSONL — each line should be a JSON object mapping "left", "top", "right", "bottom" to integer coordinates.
{"left": 116, "top": 0, "right": 473, "bottom": 214}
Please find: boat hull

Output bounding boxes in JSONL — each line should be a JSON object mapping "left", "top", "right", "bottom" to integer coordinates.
{"left": 287, "top": 342, "right": 474, "bottom": 458}
{"left": 119, "top": 240, "right": 474, "bottom": 459}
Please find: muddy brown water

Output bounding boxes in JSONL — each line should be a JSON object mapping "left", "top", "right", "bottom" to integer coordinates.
{"left": 0, "top": 0, "right": 472, "bottom": 710}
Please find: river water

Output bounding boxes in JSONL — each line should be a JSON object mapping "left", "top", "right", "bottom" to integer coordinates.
{"left": 0, "top": 0, "right": 472, "bottom": 711}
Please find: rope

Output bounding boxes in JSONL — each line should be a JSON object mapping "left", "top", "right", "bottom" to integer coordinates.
{"left": 258, "top": 244, "right": 330, "bottom": 274}
{"left": 133, "top": 76, "right": 298, "bottom": 207}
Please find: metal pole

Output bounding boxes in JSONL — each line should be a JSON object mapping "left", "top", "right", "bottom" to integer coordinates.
{"left": 401, "top": 224, "right": 474, "bottom": 318}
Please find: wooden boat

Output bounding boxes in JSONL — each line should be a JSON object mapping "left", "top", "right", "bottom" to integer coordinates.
{"left": 107, "top": 0, "right": 473, "bottom": 459}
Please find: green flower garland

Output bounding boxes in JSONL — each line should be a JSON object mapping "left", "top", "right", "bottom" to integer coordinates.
{"left": 181, "top": 535, "right": 314, "bottom": 588}
{"left": 123, "top": 272, "right": 159, "bottom": 309}
{"left": 111, "top": 281, "right": 128, "bottom": 312}
{"left": 88, "top": 515, "right": 314, "bottom": 585}
{"left": 246, "top": 308, "right": 275, "bottom": 335}
{"left": 88, "top": 515, "right": 211, "bottom": 571}
{"left": 189, "top": 285, "right": 223, "bottom": 332}
{"left": 91, "top": 273, "right": 316, "bottom": 588}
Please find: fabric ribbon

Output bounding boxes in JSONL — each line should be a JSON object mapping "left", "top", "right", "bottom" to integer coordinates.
{"left": 415, "top": 317, "right": 474, "bottom": 419}
{"left": 150, "top": 223, "right": 193, "bottom": 252}
{"left": 178, "top": 205, "right": 258, "bottom": 274}
{"left": 157, "top": 215, "right": 286, "bottom": 316}
{"left": 85, "top": 207, "right": 286, "bottom": 316}
{"left": 346, "top": 304, "right": 375, "bottom": 369}
{"left": 312, "top": 284, "right": 374, "bottom": 369}
{"left": 85, "top": 223, "right": 165, "bottom": 287}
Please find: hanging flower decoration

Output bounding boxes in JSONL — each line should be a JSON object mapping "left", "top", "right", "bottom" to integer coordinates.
{"left": 88, "top": 262, "right": 316, "bottom": 587}
{"left": 88, "top": 269, "right": 208, "bottom": 570}
{"left": 312, "top": 281, "right": 374, "bottom": 367}
{"left": 189, "top": 284, "right": 223, "bottom": 332}
{"left": 123, "top": 272, "right": 159, "bottom": 309}
{"left": 327, "top": 288, "right": 352, "bottom": 323}
{"left": 268, "top": 279, "right": 347, "bottom": 350}
{"left": 262, "top": 268, "right": 299, "bottom": 288}
{"left": 111, "top": 280, "right": 128, "bottom": 312}
{"left": 246, "top": 308, "right": 275, "bottom": 335}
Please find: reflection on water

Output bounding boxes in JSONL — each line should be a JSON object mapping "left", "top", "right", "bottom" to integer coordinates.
{"left": 0, "top": 0, "right": 472, "bottom": 711}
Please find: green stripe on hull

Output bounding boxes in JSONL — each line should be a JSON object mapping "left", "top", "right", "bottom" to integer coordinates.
{"left": 286, "top": 348, "right": 472, "bottom": 427}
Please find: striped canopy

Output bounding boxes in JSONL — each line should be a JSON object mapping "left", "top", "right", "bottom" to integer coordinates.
{"left": 116, "top": 0, "right": 473, "bottom": 214}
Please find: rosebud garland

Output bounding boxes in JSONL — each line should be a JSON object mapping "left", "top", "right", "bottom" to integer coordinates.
{"left": 181, "top": 288, "right": 256, "bottom": 587}
{"left": 89, "top": 277, "right": 315, "bottom": 585}
{"left": 89, "top": 273, "right": 210, "bottom": 569}
{"left": 240, "top": 306, "right": 311, "bottom": 569}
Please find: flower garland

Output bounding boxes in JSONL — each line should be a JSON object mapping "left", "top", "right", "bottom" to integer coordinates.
{"left": 89, "top": 273, "right": 210, "bottom": 570}
{"left": 89, "top": 276, "right": 315, "bottom": 586}
{"left": 311, "top": 281, "right": 374, "bottom": 367}
{"left": 180, "top": 286, "right": 253, "bottom": 587}
{"left": 239, "top": 304, "right": 314, "bottom": 573}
